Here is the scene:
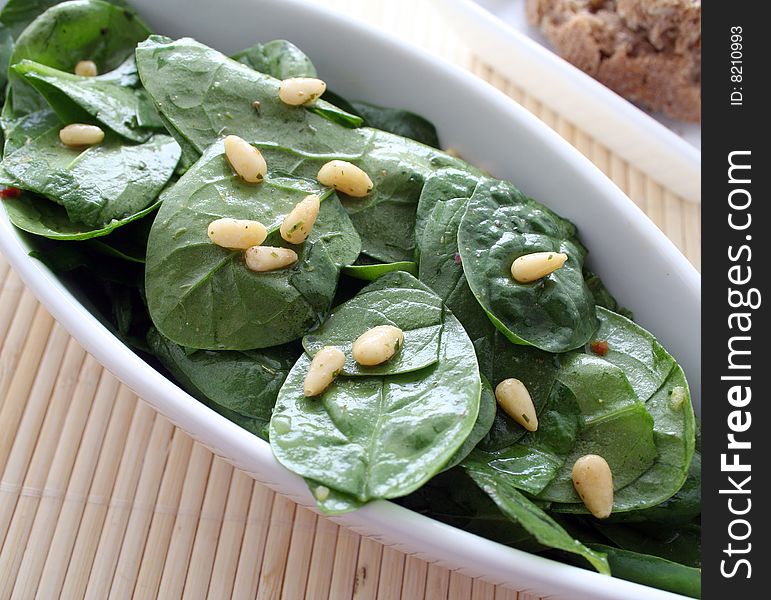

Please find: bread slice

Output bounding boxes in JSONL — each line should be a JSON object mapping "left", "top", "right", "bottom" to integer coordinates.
{"left": 526, "top": 0, "right": 701, "bottom": 122}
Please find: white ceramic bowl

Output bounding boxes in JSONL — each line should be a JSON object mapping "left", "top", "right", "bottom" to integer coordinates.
{"left": 0, "top": 1, "right": 700, "bottom": 598}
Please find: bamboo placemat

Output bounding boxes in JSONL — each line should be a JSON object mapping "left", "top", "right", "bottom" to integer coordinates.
{"left": 0, "top": 1, "right": 700, "bottom": 598}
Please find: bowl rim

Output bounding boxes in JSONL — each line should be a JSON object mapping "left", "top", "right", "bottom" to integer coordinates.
{"left": 0, "top": 0, "right": 699, "bottom": 598}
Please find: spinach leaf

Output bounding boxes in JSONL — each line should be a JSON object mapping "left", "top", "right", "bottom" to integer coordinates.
{"left": 0, "top": 0, "right": 132, "bottom": 40}
{"left": 475, "top": 334, "right": 560, "bottom": 450}
{"left": 27, "top": 234, "right": 142, "bottom": 286}
{"left": 232, "top": 39, "right": 363, "bottom": 129}
{"left": 536, "top": 355, "right": 657, "bottom": 504}
{"left": 232, "top": 40, "right": 317, "bottom": 79}
{"left": 86, "top": 213, "right": 154, "bottom": 263}
{"left": 13, "top": 57, "right": 162, "bottom": 142}
{"left": 1, "top": 105, "right": 59, "bottom": 158}
{"left": 302, "top": 283, "right": 444, "bottom": 376}
{"left": 270, "top": 275, "right": 481, "bottom": 503}
{"left": 342, "top": 261, "right": 418, "bottom": 281}
{"left": 2, "top": 191, "right": 160, "bottom": 240}
{"left": 349, "top": 100, "right": 440, "bottom": 148}
{"left": 441, "top": 376, "right": 496, "bottom": 471}
{"left": 305, "top": 479, "right": 363, "bottom": 515}
{"left": 148, "top": 328, "right": 272, "bottom": 439}
{"left": 464, "top": 461, "right": 610, "bottom": 574}
{"left": 415, "top": 168, "right": 479, "bottom": 255}
{"left": 592, "top": 520, "right": 701, "bottom": 568}
{"left": 466, "top": 380, "right": 582, "bottom": 495}
{"left": 416, "top": 191, "right": 561, "bottom": 452}
{"left": 584, "top": 269, "right": 633, "bottom": 320}
{"left": 0, "top": 24, "right": 13, "bottom": 91}
{"left": 135, "top": 36, "right": 475, "bottom": 262}
{"left": 0, "top": 122, "right": 179, "bottom": 227}
{"left": 145, "top": 140, "right": 361, "bottom": 350}
{"left": 557, "top": 308, "right": 696, "bottom": 512}
{"left": 146, "top": 327, "right": 299, "bottom": 422}
{"left": 398, "top": 468, "right": 542, "bottom": 551}
{"left": 458, "top": 178, "right": 597, "bottom": 352}
{"left": 418, "top": 194, "right": 493, "bottom": 341}
{"left": 7, "top": 0, "right": 151, "bottom": 116}
{"left": 589, "top": 545, "right": 700, "bottom": 599}
{"left": 607, "top": 450, "right": 701, "bottom": 526}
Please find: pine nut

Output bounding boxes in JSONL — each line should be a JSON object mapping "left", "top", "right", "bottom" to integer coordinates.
{"left": 208, "top": 218, "right": 267, "bottom": 249}
{"left": 669, "top": 386, "right": 687, "bottom": 410}
{"left": 314, "top": 485, "right": 330, "bottom": 502}
{"left": 245, "top": 246, "right": 298, "bottom": 272}
{"left": 59, "top": 124, "right": 104, "bottom": 147}
{"left": 571, "top": 454, "right": 614, "bottom": 519}
{"left": 317, "top": 160, "right": 373, "bottom": 197}
{"left": 304, "top": 346, "right": 346, "bottom": 397}
{"left": 494, "top": 378, "right": 538, "bottom": 432}
{"left": 223, "top": 135, "right": 267, "bottom": 183}
{"left": 510, "top": 252, "right": 568, "bottom": 283}
{"left": 351, "top": 325, "right": 404, "bottom": 366}
{"left": 278, "top": 77, "right": 327, "bottom": 106}
{"left": 74, "top": 60, "right": 98, "bottom": 77}
{"left": 280, "top": 194, "right": 321, "bottom": 244}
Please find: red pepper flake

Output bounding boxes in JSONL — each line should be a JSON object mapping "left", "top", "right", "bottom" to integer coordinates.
{"left": 590, "top": 340, "right": 609, "bottom": 356}
{"left": 454, "top": 253, "right": 462, "bottom": 265}
{"left": 0, "top": 187, "right": 22, "bottom": 199}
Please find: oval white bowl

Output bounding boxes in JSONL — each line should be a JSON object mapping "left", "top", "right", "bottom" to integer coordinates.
{"left": 0, "top": 1, "right": 700, "bottom": 598}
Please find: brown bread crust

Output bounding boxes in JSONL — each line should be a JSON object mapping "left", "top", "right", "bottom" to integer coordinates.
{"left": 526, "top": 0, "right": 701, "bottom": 122}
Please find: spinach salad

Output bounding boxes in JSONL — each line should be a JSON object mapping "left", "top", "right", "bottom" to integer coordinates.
{"left": 0, "top": 1, "right": 700, "bottom": 596}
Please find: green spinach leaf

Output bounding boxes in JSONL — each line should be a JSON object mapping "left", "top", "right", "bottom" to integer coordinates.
{"left": 302, "top": 283, "right": 444, "bottom": 376}
{"left": 555, "top": 308, "right": 696, "bottom": 512}
{"left": 1, "top": 105, "right": 59, "bottom": 158}
{"left": 584, "top": 269, "right": 633, "bottom": 320}
{"left": 0, "top": 0, "right": 132, "bottom": 40}
{"left": 232, "top": 39, "right": 363, "bottom": 129}
{"left": 418, "top": 194, "right": 493, "bottom": 341}
{"left": 13, "top": 57, "right": 162, "bottom": 142}
{"left": 147, "top": 327, "right": 299, "bottom": 422}
{"left": 270, "top": 275, "right": 481, "bottom": 503}
{"left": 232, "top": 39, "right": 317, "bottom": 79}
{"left": 398, "top": 468, "right": 542, "bottom": 551}
{"left": 145, "top": 140, "right": 361, "bottom": 350}
{"left": 7, "top": 0, "right": 151, "bottom": 116}
{"left": 536, "top": 354, "right": 657, "bottom": 504}
{"left": 415, "top": 168, "right": 479, "bottom": 256}
{"left": 349, "top": 100, "right": 440, "bottom": 148}
{"left": 464, "top": 461, "right": 610, "bottom": 574}
{"left": 589, "top": 545, "right": 700, "bottom": 598}
{"left": 458, "top": 178, "right": 597, "bottom": 352}
{"left": 466, "top": 380, "right": 582, "bottom": 495}
{"left": 0, "top": 121, "right": 179, "bottom": 227}
{"left": 342, "top": 261, "right": 418, "bottom": 281}
{"left": 305, "top": 479, "right": 364, "bottom": 515}
{"left": 441, "top": 376, "right": 496, "bottom": 471}
{"left": 607, "top": 450, "right": 701, "bottom": 526}
{"left": 592, "top": 520, "right": 701, "bottom": 568}
{"left": 0, "top": 24, "right": 13, "bottom": 91}
{"left": 417, "top": 190, "right": 559, "bottom": 451}
{"left": 3, "top": 190, "right": 161, "bottom": 240}
{"left": 474, "top": 334, "right": 561, "bottom": 450}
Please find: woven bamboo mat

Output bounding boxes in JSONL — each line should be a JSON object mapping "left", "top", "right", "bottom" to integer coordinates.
{"left": 0, "top": 1, "right": 700, "bottom": 598}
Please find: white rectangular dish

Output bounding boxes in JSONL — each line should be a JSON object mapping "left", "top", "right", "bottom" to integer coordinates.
{"left": 434, "top": 0, "right": 701, "bottom": 204}
{"left": 0, "top": 0, "right": 700, "bottom": 598}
